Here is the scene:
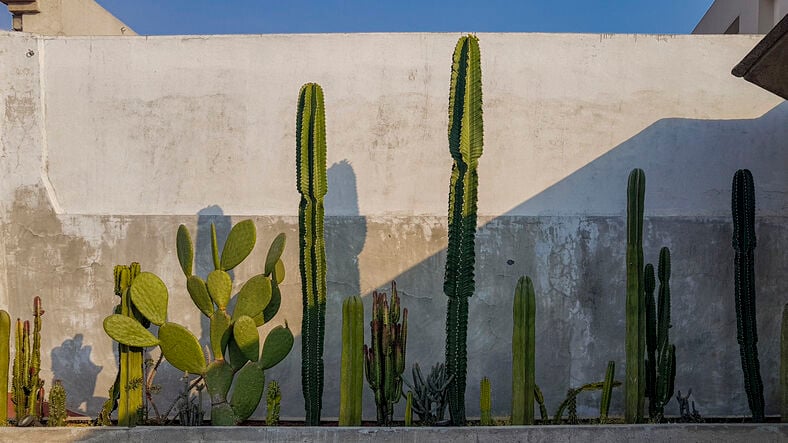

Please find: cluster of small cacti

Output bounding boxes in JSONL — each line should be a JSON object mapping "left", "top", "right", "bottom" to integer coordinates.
{"left": 296, "top": 82, "right": 329, "bottom": 427}
{"left": 645, "top": 248, "right": 676, "bottom": 420}
{"left": 12, "top": 296, "right": 44, "bottom": 423}
{"left": 511, "top": 276, "right": 536, "bottom": 425}
{"left": 731, "top": 169, "right": 764, "bottom": 421}
{"left": 339, "top": 295, "right": 364, "bottom": 426}
{"left": 103, "top": 220, "right": 294, "bottom": 426}
{"left": 443, "top": 34, "right": 484, "bottom": 426}
{"left": 47, "top": 380, "right": 67, "bottom": 427}
{"left": 266, "top": 380, "right": 281, "bottom": 426}
{"left": 479, "top": 377, "right": 492, "bottom": 426}
{"left": 404, "top": 362, "right": 453, "bottom": 425}
{"left": 364, "top": 282, "right": 408, "bottom": 425}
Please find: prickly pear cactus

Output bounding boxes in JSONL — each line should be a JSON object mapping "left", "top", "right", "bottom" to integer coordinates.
{"left": 104, "top": 221, "right": 293, "bottom": 425}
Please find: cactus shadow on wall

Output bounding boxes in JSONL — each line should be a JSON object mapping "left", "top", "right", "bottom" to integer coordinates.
{"left": 50, "top": 334, "right": 103, "bottom": 414}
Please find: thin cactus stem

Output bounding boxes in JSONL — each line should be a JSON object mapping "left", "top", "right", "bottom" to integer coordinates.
{"left": 625, "top": 168, "right": 645, "bottom": 423}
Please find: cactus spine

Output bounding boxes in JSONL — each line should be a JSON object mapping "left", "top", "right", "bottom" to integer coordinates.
{"left": 339, "top": 295, "right": 364, "bottom": 426}
{"left": 781, "top": 303, "right": 787, "bottom": 423}
{"left": 103, "top": 222, "right": 293, "bottom": 426}
{"left": 0, "top": 310, "right": 9, "bottom": 426}
{"left": 48, "top": 380, "right": 67, "bottom": 427}
{"left": 364, "top": 282, "right": 408, "bottom": 425}
{"left": 645, "top": 249, "right": 676, "bottom": 420}
{"left": 266, "top": 380, "right": 281, "bottom": 426}
{"left": 12, "top": 296, "right": 44, "bottom": 422}
{"left": 732, "top": 169, "right": 764, "bottom": 421}
{"left": 600, "top": 361, "right": 615, "bottom": 423}
{"left": 625, "top": 168, "right": 646, "bottom": 423}
{"left": 296, "top": 82, "right": 328, "bottom": 426}
{"left": 480, "top": 377, "right": 492, "bottom": 426}
{"left": 511, "top": 276, "right": 536, "bottom": 425}
{"left": 444, "top": 33, "right": 484, "bottom": 426}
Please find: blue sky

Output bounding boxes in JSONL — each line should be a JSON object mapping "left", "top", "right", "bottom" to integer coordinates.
{"left": 2, "top": 1, "right": 715, "bottom": 35}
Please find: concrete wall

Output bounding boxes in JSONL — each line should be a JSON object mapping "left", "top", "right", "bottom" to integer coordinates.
{"left": 2, "top": 0, "right": 134, "bottom": 35}
{"left": 694, "top": 0, "right": 788, "bottom": 34}
{"left": 0, "top": 31, "right": 785, "bottom": 421}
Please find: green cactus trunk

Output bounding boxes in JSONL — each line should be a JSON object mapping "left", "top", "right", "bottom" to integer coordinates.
{"left": 480, "top": 377, "right": 492, "bottom": 426}
{"left": 511, "top": 276, "right": 535, "bottom": 425}
{"left": 404, "top": 391, "right": 413, "bottom": 426}
{"left": 625, "top": 168, "right": 646, "bottom": 423}
{"left": 364, "top": 282, "right": 407, "bottom": 425}
{"left": 339, "top": 295, "right": 364, "bottom": 426}
{"left": 781, "top": 303, "right": 787, "bottom": 423}
{"left": 444, "top": 34, "right": 484, "bottom": 427}
{"left": 732, "top": 169, "right": 764, "bottom": 421}
{"left": 645, "top": 248, "right": 676, "bottom": 420}
{"left": 47, "top": 380, "right": 67, "bottom": 427}
{"left": 115, "top": 264, "right": 144, "bottom": 427}
{"left": 600, "top": 361, "right": 615, "bottom": 423}
{"left": 12, "top": 297, "right": 44, "bottom": 422}
{"left": 0, "top": 310, "right": 9, "bottom": 426}
{"left": 296, "top": 83, "right": 328, "bottom": 426}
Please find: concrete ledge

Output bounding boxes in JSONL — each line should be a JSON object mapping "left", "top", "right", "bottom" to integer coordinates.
{"left": 0, "top": 424, "right": 785, "bottom": 443}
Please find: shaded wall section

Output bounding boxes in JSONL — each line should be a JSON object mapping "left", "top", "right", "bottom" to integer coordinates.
{"left": 0, "top": 31, "right": 785, "bottom": 419}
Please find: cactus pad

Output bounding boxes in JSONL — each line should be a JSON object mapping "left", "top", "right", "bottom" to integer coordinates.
{"left": 176, "top": 224, "right": 194, "bottom": 278}
{"left": 210, "top": 309, "right": 231, "bottom": 360}
{"left": 103, "top": 314, "right": 160, "bottom": 347}
{"left": 187, "top": 275, "right": 214, "bottom": 317}
{"left": 233, "top": 275, "right": 272, "bottom": 325}
{"left": 229, "top": 363, "right": 266, "bottom": 422}
{"left": 233, "top": 315, "right": 260, "bottom": 362}
{"left": 129, "top": 272, "right": 169, "bottom": 326}
{"left": 220, "top": 219, "right": 256, "bottom": 271}
{"left": 210, "top": 403, "right": 236, "bottom": 426}
{"left": 207, "top": 270, "right": 232, "bottom": 309}
{"left": 259, "top": 325, "right": 295, "bottom": 370}
{"left": 265, "top": 233, "right": 286, "bottom": 276}
{"left": 205, "top": 360, "right": 234, "bottom": 402}
{"left": 159, "top": 322, "right": 206, "bottom": 374}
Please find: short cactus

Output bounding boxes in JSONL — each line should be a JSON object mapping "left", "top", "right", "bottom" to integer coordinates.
{"left": 405, "top": 391, "right": 413, "bottom": 426}
{"left": 404, "top": 362, "right": 453, "bottom": 425}
{"left": 480, "top": 377, "right": 492, "bottom": 426}
{"left": 339, "top": 295, "right": 364, "bottom": 426}
{"left": 554, "top": 379, "right": 622, "bottom": 424}
{"left": 47, "top": 380, "right": 67, "bottom": 427}
{"left": 511, "top": 276, "right": 536, "bottom": 425}
{"left": 266, "top": 380, "right": 281, "bottom": 426}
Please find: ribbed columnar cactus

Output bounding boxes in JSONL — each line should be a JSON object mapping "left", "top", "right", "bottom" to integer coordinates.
{"left": 625, "top": 168, "right": 646, "bottom": 423}
{"left": 731, "top": 168, "right": 764, "bottom": 421}
{"left": 296, "top": 82, "right": 328, "bottom": 426}
{"left": 781, "top": 303, "right": 787, "bottom": 423}
{"left": 47, "top": 380, "right": 67, "bottom": 427}
{"left": 645, "top": 249, "right": 676, "bottom": 420}
{"left": 480, "top": 377, "right": 492, "bottom": 426}
{"left": 113, "top": 263, "right": 145, "bottom": 427}
{"left": 12, "top": 296, "right": 44, "bottom": 422}
{"left": 600, "top": 361, "right": 616, "bottom": 423}
{"left": 444, "top": 33, "right": 484, "bottom": 426}
{"left": 364, "top": 282, "right": 408, "bottom": 425}
{"left": 512, "top": 276, "right": 535, "bottom": 425}
{"left": 266, "top": 380, "right": 281, "bottom": 426}
{"left": 0, "top": 310, "right": 9, "bottom": 426}
{"left": 104, "top": 221, "right": 293, "bottom": 426}
{"left": 339, "top": 295, "right": 364, "bottom": 426}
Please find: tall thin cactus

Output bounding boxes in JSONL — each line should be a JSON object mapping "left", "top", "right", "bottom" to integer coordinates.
{"left": 511, "top": 276, "right": 535, "bottom": 425}
{"left": 625, "top": 168, "right": 645, "bottom": 423}
{"left": 0, "top": 310, "right": 9, "bottom": 426}
{"left": 645, "top": 249, "right": 676, "bottom": 420}
{"left": 339, "top": 295, "right": 364, "bottom": 426}
{"left": 731, "top": 169, "right": 764, "bottom": 421}
{"left": 296, "top": 82, "right": 328, "bottom": 426}
{"left": 444, "top": 33, "right": 484, "bottom": 426}
{"left": 12, "top": 296, "right": 44, "bottom": 423}
{"left": 115, "top": 263, "right": 145, "bottom": 427}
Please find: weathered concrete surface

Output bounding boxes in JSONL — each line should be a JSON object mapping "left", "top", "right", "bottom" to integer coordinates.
{"left": 0, "top": 31, "right": 786, "bottom": 421}
{"left": 0, "top": 424, "right": 785, "bottom": 443}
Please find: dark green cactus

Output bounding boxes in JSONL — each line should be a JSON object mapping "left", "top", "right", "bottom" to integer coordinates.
{"left": 47, "top": 380, "right": 67, "bottom": 427}
{"left": 781, "top": 303, "right": 787, "bottom": 423}
{"left": 732, "top": 169, "right": 764, "bottom": 421}
{"left": 444, "top": 33, "right": 484, "bottom": 426}
{"left": 339, "top": 295, "right": 364, "bottom": 426}
{"left": 0, "top": 310, "right": 9, "bottom": 426}
{"left": 12, "top": 296, "right": 44, "bottom": 423}
{"left": 625, "top": 168, "right": 646, "bottom": 423}
{"left": 512, "top": 276, "right": 536, "bottom": 425}
{"left": 404, "top": 362, "right": 453, "bottom": 425}
{"left": 600, "top": 361, "right": 616, "bottom": 423}
{"left": 266, "top": 380, "right": 280, "bottom": 426}
{"left": 103, "top": 221, "right": 293, "bottom": 426}
{"left": 480, "top": 377, "right": 492, "bottom": 426}
{"left": 364, "top": 282, "right": 408, "bottom": 425}
{"left": 645, "top": 249, "right": 676, "bottom": 420}
{"left": 296, "top": 82, "right": 328, "bottom": 426}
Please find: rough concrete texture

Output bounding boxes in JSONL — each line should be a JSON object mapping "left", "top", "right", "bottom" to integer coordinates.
{"left": 0, "top": 31, "right": 786, "bottom": 421}
{"left": 0, "top": 424, "right": 786, "bottom": 443}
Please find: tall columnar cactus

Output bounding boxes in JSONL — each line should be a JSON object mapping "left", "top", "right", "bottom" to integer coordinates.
{"left": 625, "top": 168, "right": 645, "bottom": 423}
{"left": 339, "top": 295, "right": 364, "bottom": 426}
{"left": 113, "top": 263, "right": 145, "bottom": 427}
{"left": 731, "top": 169, "right": 764, "bottom": 421}
{"left": 444, "top": 33, "right": 483, "bottom": 426}
{"left": 645, "top": 249, "right": 676, "bottom": 420}
{"left": 12, "top": 296, "right": 44, "bottom": 422}
{"left": 781, "top": 303, "right": 787, "bottom": 423}
{"left": 104, "top": 221, "right": 294, "bottom": 426}
{"left": 296, "top": 82, "right": 328, "bottom": 426}
{"left": 47, "top": 379, "right": 67, "bottom": 427}
{"left": 511, "top": 276, "right": 535, "bottom": 425}
{"left": 0, "top": 310, "right": 9, "bottom": 426}
{"left": 364, "top": 282, "right": 408, "bottom": 425}
{"left": 479, "top": 377, "right": 492, "bottom": 426}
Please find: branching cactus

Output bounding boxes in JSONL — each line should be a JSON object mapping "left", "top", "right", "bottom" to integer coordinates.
{"left": 444, "top": 33, "right": 484, "bottom": 426}
{"left": 480, "top": 377, "right": 492, "bottom": 426}
{"left": 731, "top": 169, "right": 764, "bottom": 421}
{"left": 364, "top": 282, "right": 408, "bottom": 425}
{"left": 0, "top": 309, "right": 9, "bottom": 426}
{"left": 339, "top": 295, "right": 364, "bottom": 426}
{"left": 103, "top": 221, "right": 293, "bottom": 426}
{"left": 625, "top": 168, "right": 646, "bottom": 423}
{"left": 512, "top": 276, "right": 536, "bottom": 425}
{"left": 47, "top": 380, "right": 67, "bottom": 427}
{"left": 645, "top": 249, "right": 676, "bottom": 420}
{"left": 12, "top": 296, "right": 44, "bottom": 422}
{"left": 296, "top": 82, "right": 328, "bottom": 426}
